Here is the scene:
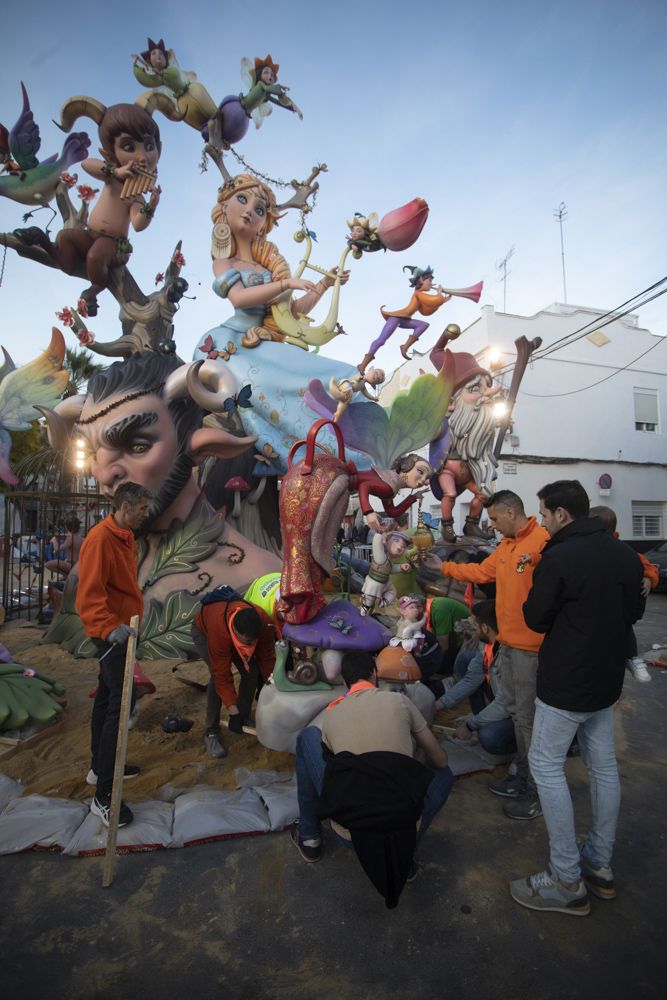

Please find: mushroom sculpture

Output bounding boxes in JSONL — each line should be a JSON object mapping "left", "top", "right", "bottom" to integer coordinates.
{"left": 224, "top": 476, "right": 251, "bottom": 518}
{"left": 255, "top": 599, "right": 391, "bottom": 753}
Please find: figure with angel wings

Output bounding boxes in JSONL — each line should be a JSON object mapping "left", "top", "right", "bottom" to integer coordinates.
{"left": 132, "top": 38, "right": 217, "bottom": 132}
{"left": 203, "top": 55, "right": 303, "bottom": 147}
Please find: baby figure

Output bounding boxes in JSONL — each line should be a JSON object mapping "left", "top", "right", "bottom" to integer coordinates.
{"left": 390, "top": 593, "right": 427, "bottom": 653}
{"left": 328, "top": 366, "right": 385, "bottom": 423}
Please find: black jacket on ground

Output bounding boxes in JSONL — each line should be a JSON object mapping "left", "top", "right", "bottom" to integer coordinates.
{"left": 315, "top": 750, "right": 432, "bottom": 909}
{"left": 523, "top": 517, "right": 644, "bottom": 712}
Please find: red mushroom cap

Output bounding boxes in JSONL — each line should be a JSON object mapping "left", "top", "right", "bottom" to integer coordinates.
{"left": 224, "top": 477, "right": 251, "bottom": 491}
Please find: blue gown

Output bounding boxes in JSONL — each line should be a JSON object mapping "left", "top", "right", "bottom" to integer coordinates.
{"left": 194, "top": 266, "right": 373, "bottom": 472}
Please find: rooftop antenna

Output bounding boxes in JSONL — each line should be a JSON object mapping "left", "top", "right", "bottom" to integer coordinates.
{"left": 496, "top": 245, "right": 515, "bottom": 312}
{"left": 554, "top": 201, "right": 568, "bottom": 303}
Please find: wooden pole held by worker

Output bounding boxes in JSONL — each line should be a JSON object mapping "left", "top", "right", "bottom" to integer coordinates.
{"left": 101, "top": 615, "right": 139, "bottom": 888}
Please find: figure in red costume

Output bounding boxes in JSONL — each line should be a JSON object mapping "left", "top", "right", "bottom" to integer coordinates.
{"left": 277, "top": 419, "right": 431, "bottom": 624}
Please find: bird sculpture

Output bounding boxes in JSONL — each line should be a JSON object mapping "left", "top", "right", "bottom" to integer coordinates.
{"left": 0, "top": 83, "right": 90, "bottom": 226}
{"left": 0, "top": 328, "right": 69, "bottom": 485}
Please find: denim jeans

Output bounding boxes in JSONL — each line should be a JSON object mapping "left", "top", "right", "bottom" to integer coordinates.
{"left": 477, "top": 717, "right": 517, "bottom": 756}
{"left": 529, "top": 697, "right": 621, "bottom": 884}
{"left": 90, "top": 639, "right": 136, "bottom": 798}
{"left": 295, "top": 726, "right": 454, "bottom": 844}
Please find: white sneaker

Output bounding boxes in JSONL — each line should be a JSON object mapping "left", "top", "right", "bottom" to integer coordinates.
{"left": 86, "top": 764, "right": 140, "bottom": 785}
{"left": 627, "top": 657, "right": 652, "bottom": 683}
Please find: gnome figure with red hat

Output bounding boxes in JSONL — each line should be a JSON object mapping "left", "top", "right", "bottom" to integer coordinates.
{"left": 428, "top": 331, "right": 502, "bottom": 543}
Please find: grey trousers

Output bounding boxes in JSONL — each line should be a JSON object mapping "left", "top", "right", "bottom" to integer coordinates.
{"left": 497, "top": 644, "right": 539, "bottom": 789}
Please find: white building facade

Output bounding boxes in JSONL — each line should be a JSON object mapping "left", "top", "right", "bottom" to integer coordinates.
{"left": 383, "top": 303, "right": 667, "bottom": 547}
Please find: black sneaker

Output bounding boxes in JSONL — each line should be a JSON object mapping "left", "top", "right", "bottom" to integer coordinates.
{"left": 86, "top": 764, "right": 140, "bottom": 786}
{"left": 228, "top": 714, "right": 255, "bottom": 735}
{"left": 488, "top": 774, "right": 524, "bottom": 798}
{"left": 503, "top": 792, "right": 543, "bottom": 821}
{"left": 90, "top": 795, "right": 134, "bottom": 828}
{"left": 406, "top": 860, "right": 421, "bottom": 883}
{"left": 290, "top": 823, "right": 321, "bottom": 863}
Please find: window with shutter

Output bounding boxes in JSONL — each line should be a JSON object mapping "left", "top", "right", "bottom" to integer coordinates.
{"left": 633, "top": 389, "right": 659, "bottom": 432}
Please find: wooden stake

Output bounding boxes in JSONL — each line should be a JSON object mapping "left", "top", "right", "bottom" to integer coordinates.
{"left": 101, "top": 615, "right": 139, "bottom": 888}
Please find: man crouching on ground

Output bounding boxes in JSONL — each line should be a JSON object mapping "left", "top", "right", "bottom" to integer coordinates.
{"left": 291, "top": 649, "right": 454, "bottom": 908}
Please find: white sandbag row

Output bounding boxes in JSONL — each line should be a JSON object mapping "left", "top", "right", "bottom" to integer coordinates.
{"left": 0, "top": 771, "right": 298, "bottom": 856}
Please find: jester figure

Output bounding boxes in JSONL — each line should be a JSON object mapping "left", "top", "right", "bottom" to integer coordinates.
{"left": 357, "top": 265, "right": 451, "bottom": 373}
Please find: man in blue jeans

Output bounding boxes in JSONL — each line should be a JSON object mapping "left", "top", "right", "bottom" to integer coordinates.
{"left": 292, "top": 650, "right": 454, "bottom": 875}
{"left": 510, "top": 480, "right": 644, "bottom": 917}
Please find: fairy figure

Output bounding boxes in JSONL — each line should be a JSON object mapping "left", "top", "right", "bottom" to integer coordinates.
{"left": 241, "top": 55, "right": 303, "bottom": 127}
{"left": 346, "top": 212, "right": 384, "bottom": 256}
{"left": 132, "top": 37, "right": 217, "bottom": 133}
{"left": 357, "top": 265, "right": 452, "bottom": 373}
{"left": 205, "top": 56, "right": 303, "bottom": 148}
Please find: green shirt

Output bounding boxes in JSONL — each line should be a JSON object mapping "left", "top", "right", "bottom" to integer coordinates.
{"left": 428, "top": 597, "right": 470, "bottom": 637}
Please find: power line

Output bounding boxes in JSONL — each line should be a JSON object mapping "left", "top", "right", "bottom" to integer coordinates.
{"left": 518, "top": 333, "right": 666, "bottom": 398}
{"left": 532, "top": 279, "right": 667, "bottom": 362}
{"left": 491, "top": 276, "right": 667, "bottom": 379}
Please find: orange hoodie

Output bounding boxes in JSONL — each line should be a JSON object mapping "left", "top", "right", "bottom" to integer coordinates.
{"left": 441, "top": 516, "right": 550, "bottom": 652}
{"left": 194, "top": 599, "right": 277, "bottom": 708}
{"left": 76, "top": 514, "right": 143, "bottom": 641}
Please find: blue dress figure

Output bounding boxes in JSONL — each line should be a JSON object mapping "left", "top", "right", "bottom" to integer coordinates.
{"left": 193, "top": 174, "right": 368, "bottom": 470}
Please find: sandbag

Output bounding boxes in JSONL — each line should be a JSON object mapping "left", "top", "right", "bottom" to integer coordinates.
{"left": 0, "top": 773, "right": 23, "bottom": 814}
{"left": 253, "top": 779, "right": 298, "bottom": 831}
{"left": 0, "top": 795, "right": 87, "bottom": 854}
{"left": 171, "top": 787, "right": 271, "bottom": 848}
{"left": 62, "top": 799, "right": 175, "bottom": 856}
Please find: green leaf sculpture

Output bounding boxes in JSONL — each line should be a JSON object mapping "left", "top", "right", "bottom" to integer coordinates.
{"left": 141, "top": 501, "right": 224, "bottom": 591}
{"left": 137, "top": 591, "right": 202, "bottom": 659}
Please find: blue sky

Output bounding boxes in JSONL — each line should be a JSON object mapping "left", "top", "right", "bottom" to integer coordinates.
{"left": 0, "top": 0, "right": 665, "bottom": 370}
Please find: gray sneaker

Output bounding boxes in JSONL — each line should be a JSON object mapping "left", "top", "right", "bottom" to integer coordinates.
{"left": 579, "top": 846, "right": 616, "bottom": 899}
{"left": 488, "top": 774, "right": 524, "bottom": 798}
{"left": 204, "top": 732, "right": 228, "bottom": 758}
{"left": 510, "top": 865, "right": 590, "bottom": 916}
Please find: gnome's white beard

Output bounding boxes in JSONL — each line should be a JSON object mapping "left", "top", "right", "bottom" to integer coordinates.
{"left": 448, "top": 395, "right": 498, "bottom": 497}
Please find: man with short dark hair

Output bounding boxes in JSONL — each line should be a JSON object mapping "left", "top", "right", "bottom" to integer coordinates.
{"left": 192, "top": 594, "right": 277, "bottom": 757}
{"left": 431, "top": 489, "right": 549, "bottom": 819}
{"left": 291, "top": 650, "right": 454, "bottom": 905}
{"left": 77, "top": 481, "right": 152, "bottom": 828}
{"left": 510, "top": 480, "right": 644, "bottom": 917}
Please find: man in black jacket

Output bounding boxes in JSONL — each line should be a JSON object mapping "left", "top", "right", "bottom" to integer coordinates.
{"left": 510, "top": 480, "right": 643, "bottom": 917}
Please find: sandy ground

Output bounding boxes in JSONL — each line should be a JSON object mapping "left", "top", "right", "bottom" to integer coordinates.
{"left": 0, "top": 596, "right": 665, "bottom": 1000}
{"left": 0, "top": 618, "right": 295, "bottom": 799}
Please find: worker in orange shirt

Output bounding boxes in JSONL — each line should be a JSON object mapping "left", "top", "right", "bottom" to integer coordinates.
{"left": 427, "top": 489, "right": 549, "bottom": 820}
{"left": 76, "top": 481, "right": 152, "bottom": 829}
